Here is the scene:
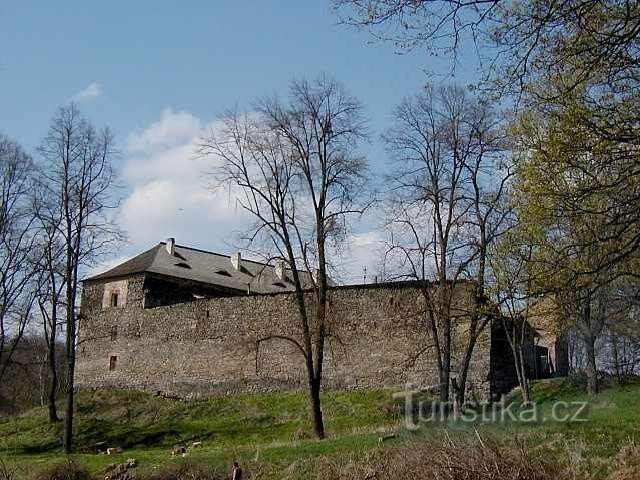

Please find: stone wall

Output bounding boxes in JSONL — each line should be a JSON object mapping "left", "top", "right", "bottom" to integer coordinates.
{"left": 76, "top": 275, "right": 492, "bottom": 399}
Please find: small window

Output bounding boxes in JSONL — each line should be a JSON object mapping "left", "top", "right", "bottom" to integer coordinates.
{"left": 109, "top": 355, "right": 117, "bottom": 371}
{"left": 110, "top": 325, "right": 118, "bottom": 341}
{"left": 110, "top": 292, "right": 119, "bottom": 307}
{"left": 215, "top": 269, "right": 232, "bottom": 277}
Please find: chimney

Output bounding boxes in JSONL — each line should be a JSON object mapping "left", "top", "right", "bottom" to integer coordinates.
{"left": 275, "top": 261, "right": 286, "bottom": 281}
{"left": 166, "top": 237, "right": 175, "bottom": 256}
{"left": 231, "top": 252, "right": 241, "bottom": 271}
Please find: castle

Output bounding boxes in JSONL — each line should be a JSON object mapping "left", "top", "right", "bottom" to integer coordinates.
{"left": 76, "top": 239, "right": 567, "bottom": 399}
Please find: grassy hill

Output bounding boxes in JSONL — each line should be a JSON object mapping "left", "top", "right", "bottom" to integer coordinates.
{"left": 0, "top": 388, "right": 399, "bottom": 476}
{"left": 0, "top": 378, "right": 639, "bottom": 479}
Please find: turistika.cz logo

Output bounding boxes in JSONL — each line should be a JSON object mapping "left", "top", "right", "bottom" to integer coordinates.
{"left": 393, "top": 388, "right": 589, "bottom": 430}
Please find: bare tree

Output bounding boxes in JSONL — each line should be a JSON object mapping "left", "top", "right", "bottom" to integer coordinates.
{"left": 337, "top": 0, "right": 640, "bottom": 276}
{"left": 38, "top": 104, "right": 122, "bottom": 452}
{"left": 334, "top": 1, "right": 640, "bottom": 97}
{"left": 557, "top": 284, "right": 607, "bottom": 394}
{"left": 32, "top": 193, "right": 67, "bottom": 423}
{"left": 199, "top": 75, "right": 369, "bottom": 439}
{"left": 604, "top": 280, "right": 640, "bottom": 378}
{"left": 0, "top": 134, "right": 38, "bottom": 385}
{"left": 0, "top": 335, "right": 66, "bottom": 414}
{"left": 382, "top": 85, "right": 510, "bottom": 407}
{"left": 333, "top": 0, "right": 499, "bottom": 66}
{"left": 489, "top": 238, "right": 537, "bottom": 401}
{"left": 454, "top": 97, "right": 512, "bottom": 405}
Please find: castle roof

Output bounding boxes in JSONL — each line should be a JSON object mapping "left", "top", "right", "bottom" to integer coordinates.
{"left": 84, "top": 241, "right": 314, "bottom": 294}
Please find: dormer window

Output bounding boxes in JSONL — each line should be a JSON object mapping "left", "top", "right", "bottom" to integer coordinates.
{"left": 110, "top": 292, "right": 119, "bottom": 307}
{"left": 215, "top": 269, "right": 232, "bottom": 277}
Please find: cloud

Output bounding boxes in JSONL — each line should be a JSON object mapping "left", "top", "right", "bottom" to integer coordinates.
{"left": 332, "top": 230, "right": 387, "bottom": 284}
{"left": 119, "top": 109, "right": 250, "bottom": 250}
{"left": 73, "top": 82, "right": 102, "bottom": 101}
{"left": 126, "top": 109, "right": 201, "bottom": 155}
{"left": 114, "top": 108, "right": 385, "bottom": 284}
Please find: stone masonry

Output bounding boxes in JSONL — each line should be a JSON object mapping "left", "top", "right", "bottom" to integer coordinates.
{"left": 76, "top": 275, "right": 503, "bottom": 399}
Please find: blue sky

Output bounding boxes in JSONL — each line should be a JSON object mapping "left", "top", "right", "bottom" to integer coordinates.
{"left": 2, "top": 1, "right": 478, "bottom": 283}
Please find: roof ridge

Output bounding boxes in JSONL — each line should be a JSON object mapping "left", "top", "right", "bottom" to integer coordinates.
{"left": 165, "top": 242, "right": 276, "bottom": 267}
{"left": 83, "top": 244, "right": 162, "bottom": 281}
{"left": 84, "top": 242, "right": 316, "bottom": 294}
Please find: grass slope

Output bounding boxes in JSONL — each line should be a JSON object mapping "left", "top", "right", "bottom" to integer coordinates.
{"left": 0, "top": 378, "right": 638, "bottom": 479}
{"left": 0, "top": 388, "right": 397, "bottom": 474}
{"left": 501, "top": 378, "right": 640, "bottom": 479}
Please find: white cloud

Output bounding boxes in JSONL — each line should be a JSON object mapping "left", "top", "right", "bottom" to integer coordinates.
{"left": 73, "top": 82, "right": 102, "bottom": 101}
{"left": 126, "top": 109, "right": 201, "bottom": 155}
{"left": 119, "top": 109, "right": 250, "bottom": 251}
{"left": 114, "top": 108, "right": 386, "bottom": 284}
{"left": 331, "top": 230, "right": 387, "bottom": 284}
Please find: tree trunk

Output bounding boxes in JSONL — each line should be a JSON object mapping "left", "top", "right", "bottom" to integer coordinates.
{"left": 63, "top": 259, "right": 77, "bottom": 453}
{"left": 455, "top": 344, "right": 473, "bottom": 407}
{"left": 503, "top": 319, "right": 531, "bottom": 403}
{"left": 309, "top": 377, "right": 325, "bottom": 439}
{"left": 515, "top": 345, "right": 531, "bottom": 403}
{"left": 438, "top": 282, "right": 451, "bottom": 414}
{"left": 311, "top": 217, "right": 327, "bottom": 439}
{"left": 283, "top": 234, "right": 326, "bottom": 440}
{"left": 46, "top": 295, "right": 60, "bottom": 423}
{"left": 47, "top": 340, "right": 59, "bottom": 422}
{"left": 584, "top": 333, "right": 599, "bottom": 395}
{"left": 611, "top": 334, "right": 621, "bottom": 383}
{"left": 455, "top": 232, "right": 488, "bottom": 407}
{"left": 455, "top": 311, "right": 488, "bottom": 406}
{"left": 63, "top": 316, "right": 75, "bottom": 452}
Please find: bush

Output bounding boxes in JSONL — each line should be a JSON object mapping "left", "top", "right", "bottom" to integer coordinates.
{"left": 295, "top": 436, "right": 560, "bottom": 480}
{"left": 606, "top": 441, "right": 640, "bottom": 480}
{"left": 142, "top": 463, "right": 225, "bottom": 480}
{"left": 0, "top": 461, "right": 17, "bottom": 480}
{"left": 35, "top": 461, "right": 93, "bottom": 480}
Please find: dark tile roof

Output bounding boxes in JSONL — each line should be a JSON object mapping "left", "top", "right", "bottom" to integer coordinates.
{"left": 85, "top": 242, "right": 314, "bottom": 294}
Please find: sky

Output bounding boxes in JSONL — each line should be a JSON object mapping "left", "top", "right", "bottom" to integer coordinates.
{"left": 1, "top": 1, "right": 479, "bottom": 284}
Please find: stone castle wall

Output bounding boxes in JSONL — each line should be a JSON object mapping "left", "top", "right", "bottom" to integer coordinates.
{"left": 76, "top": 275, "right": 492, "bottom": 399}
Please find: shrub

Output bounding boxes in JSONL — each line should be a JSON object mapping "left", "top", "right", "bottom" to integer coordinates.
{"left": 295, "top": 436, "right": 560, "bottom": 480}
{"left": 606, "top": 441, "right": 640, "bottom": 480}
{"left": 142, "top": 463, "right": 225, "bottom": 480}
{"left": 0, "top": 461, "right": 17, "bottom": 480}
{"left": 35, "top": 461, "right": 93, "bottom": 480}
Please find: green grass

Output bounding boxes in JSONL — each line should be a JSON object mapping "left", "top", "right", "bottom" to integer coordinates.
{"left": 494, "top": 377, "right": 640, "bottom": 479}
{"left": 488, "top": 377, "right": 640, "bottom": 448}
{"left": 1, "top": 379, "right": 639, "bottom": 479}
{"left": 0, "top": 388, "right": 397, "bottom": 475}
